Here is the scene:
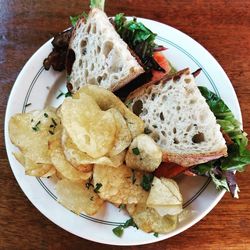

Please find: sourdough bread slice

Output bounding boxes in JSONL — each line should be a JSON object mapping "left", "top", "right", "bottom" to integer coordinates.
{"left": 126, "top": 68, "right": 227, "bottom": 167}
{"left": 67, "top": 8, "right": 144, "bottom": 92}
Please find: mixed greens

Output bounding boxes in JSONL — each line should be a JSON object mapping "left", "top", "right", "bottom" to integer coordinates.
{"left": 114, "top": 13, "right": 166, "bottom": 72}
{"left": 192, "top": 87, "right": 250, "bottom": 198}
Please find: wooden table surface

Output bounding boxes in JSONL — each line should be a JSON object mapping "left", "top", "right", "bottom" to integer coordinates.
{"left": 1, "top": 0, "right": 250, "bottom": 249}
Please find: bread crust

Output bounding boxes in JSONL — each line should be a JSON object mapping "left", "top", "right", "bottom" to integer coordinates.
{"left": 127, "top": 68, "right": 190, "bottom": 100}
{"left": 162, "top": 148, "right": 228, "bottom": 168}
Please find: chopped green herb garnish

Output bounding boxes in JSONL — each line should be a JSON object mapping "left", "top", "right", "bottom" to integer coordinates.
{"left": 140, "top": 173, "right": 154, "bottom": 191}
{"left": 85, "top": 182, "right": 94, "bottom": 189}
{"left": 123, "top": 218, "right": 138, "bottom": 229}
{"left": 65, "top": 91, "right": 72, "bottom": 97}
{"left": 144, "top": 127, "right": 152, "bottom": 134}
{"left": 118, "top": 204, "right": 126, "bottom": 211}
{"left": 51, "top": 118, "right": 57, "bottom": 126}
{"left": 131, "top": 169, "right": 136, "bottom": 184}
{"left": 153, "top": 232, "right": 159, "bottom": 237}
{"left": 70, "top": 11, "right": 88, "bottom": 27}
{"left": 132, "top": 147, "right": 140, "bottom": 155}
{"left": 94, "top": 183, "right": 102, "bottom": 193}
{"left": 44, "top": 113, "right": 48, "bottom": 118}
{"left": 32, "top": 121, "right": 41, "bottom": 132}
{"left": 32, "top": 126, "right": 39, "bottom": 131}
{"left": 112, "top": 218, "right": 138, "bottom": 237}
{"left": 25, "top": 103, "right": 31, "bottom": 107}
{"left": 112, "top": 226, "right": 124, "bottom": 237}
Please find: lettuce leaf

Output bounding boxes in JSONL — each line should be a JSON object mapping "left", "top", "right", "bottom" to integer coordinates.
{"left": 114, "top": 14, "right": 165, "bottom": 72}
{"left": 192, "top": 87, "right": 250, "bottom": 198}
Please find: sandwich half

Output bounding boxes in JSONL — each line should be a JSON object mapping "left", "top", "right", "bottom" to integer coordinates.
{"left": 126, "top": 68, "right": 227, "bottom": 167}
{"left": 67, "top": 8, "right": 144, "bottom": 93}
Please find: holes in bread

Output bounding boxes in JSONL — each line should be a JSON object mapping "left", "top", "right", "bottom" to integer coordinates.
{"left": 160, "top": 112, "right": 164, "bottom": 121}
{"left": 79, "top": 59, "right": 82, "bottom": 67}
{"left": 97, "top": 76, "right": 102, "bottom": 84}
{"left": 173, "top": 138, "right": 179, "bottom": 144}
{"left": 151, "top": 93, "right": 156, "bottom": 101}
{"left": 80, "top": 40, "right": 87, "bottom": 48}
{"left": 86, "top": 24, "right": 91, "bottom": 33}
{"left": 103, "top": 41, "right": 113, "bottom": 58}
{"left": 102, "top": 73, "right": 107, "bottom": 80}
{"left": 176, "top": 106, "right": 181, "bottom": 111}
{"left": 132, "top": 100, "right": 143, "bottom": 116}
{"left": 192, "top": 132, "right": 205, "bottom": 143}
{"left": 161, "top": 131, "right": 166, "bottom": 136}
{"left": 173, "top": 127, "right": 177, "bottom": 134}
{"left": 190, "top": 99, "right": 196, "bottom": 104}
{"left": 152, "top": 133, "right": 160, "bottom": 142}
{"left": 97, "top": 46, "right": 101, "bottom": 53}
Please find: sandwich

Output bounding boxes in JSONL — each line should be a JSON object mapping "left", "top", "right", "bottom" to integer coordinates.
{"left": 44, "top": 5, "right": 172, "bottom": 95}
{"left": 67, "top": 8, "right": 144, "bottom": 93}
{"left": 126, "top": 68, "right": 227, "bottom": 167}
{"left": 126, "top": 68, "right": 250, "bottom": 198}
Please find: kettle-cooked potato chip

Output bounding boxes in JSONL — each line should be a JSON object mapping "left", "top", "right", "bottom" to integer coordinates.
{"left": 9, "top": 107, "right": 61, "bottom": 164}
{"left": 108, "top": 108, "right": 132, "bottom": 156}
{"left": 61, "top": 129, "right": 125, "bottom": 168}
{"left": 56, "top": 179, "right": 104, "bottom": 215}
{"left": 61, "top": 93, "right": 116, "bottom": 158}
{"left": 13, "top": 151, "right": 56, "bottom": 177}
{"left": 146, "top": 177, "right": 183, "bottom": 216}
{"left": 93, "top": 164, "right": 148, "bottom": 204}
{"left": 49, "top": 138, "right": 92, "bottom": 181}
{"left": 127, "top": 203, "right": 178, "bottom": 233}
{"left": 73, "top": 85, "right": 144, "bottom": 138}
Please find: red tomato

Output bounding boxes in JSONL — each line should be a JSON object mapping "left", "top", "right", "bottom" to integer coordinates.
{"left": 151, "top": 52, "right": 171, "bottom": 82}
{"left": 154, "top": 162, "right": 186, "bottom": 178}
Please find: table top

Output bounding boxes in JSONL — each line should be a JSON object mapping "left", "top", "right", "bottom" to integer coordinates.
{"left": 1, "top": 0, "right": 250, "bottom": 249}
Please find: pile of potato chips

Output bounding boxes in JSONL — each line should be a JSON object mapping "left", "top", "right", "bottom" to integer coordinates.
{"left": 9, "top": 85, "right": 183, "bottom": 234}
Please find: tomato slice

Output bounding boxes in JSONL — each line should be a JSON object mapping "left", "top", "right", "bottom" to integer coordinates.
{"left": 151, "top": 52, "right": 171, "bottom": 82}
{"left": 154, "top": 162, "right": 187, "bottom": 178}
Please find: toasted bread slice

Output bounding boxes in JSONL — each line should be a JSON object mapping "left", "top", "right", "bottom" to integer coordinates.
{"left": 67, "top": 8, "right": 144, "bottom": 93}
{"left": 126, "top": 68, "right": 227, "bottom": 167}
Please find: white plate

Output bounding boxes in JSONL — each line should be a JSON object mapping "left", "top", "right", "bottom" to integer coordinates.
{"left": 4, "top": 18, "right": 242, "bottom": 245}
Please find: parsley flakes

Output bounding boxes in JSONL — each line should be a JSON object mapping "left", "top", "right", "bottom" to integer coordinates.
{"left": 94, "top": 183, "right": 102, "bottom": 193}
{"left": 132, "top": 147, "right": 140, "bottom": 155}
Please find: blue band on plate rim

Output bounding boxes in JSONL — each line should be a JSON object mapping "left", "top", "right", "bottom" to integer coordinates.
{"left": 21, "top": 36, "right": 218, "bottom": 226}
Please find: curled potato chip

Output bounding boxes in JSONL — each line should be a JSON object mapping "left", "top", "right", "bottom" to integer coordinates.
{"left": 61, "top": 130, "right": 125, "bottom": 168}
{"left": 74, "top": 85, "right": 144, "bottom": 138}
{"left": 13, "top": 151, "right": 56, "bottom": 177}
{"left": 127, "top": 203, "right": 178, "bottom": 233}
{"left": 61, "top": 93, "right": 116, "bottom": 158}
{"left": 9, "top": 107, "right": 61, "bottom": 164}
{"left": 108, "top": 108, "right": 132, "bottom": 156}
{"left": 146, "top": 177, "right": 183, "bottom": 216}
{"left": 125, "top": 134, "right": 162, "bottom": 172}
{"left": 56, "top": 179, "right": 104, "bottom": 215}
{"left": 93, "top": 164, "right": 148, "bottom": 204}
{"left": 49, "top": 138, "right": 92, "bottom": 181}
